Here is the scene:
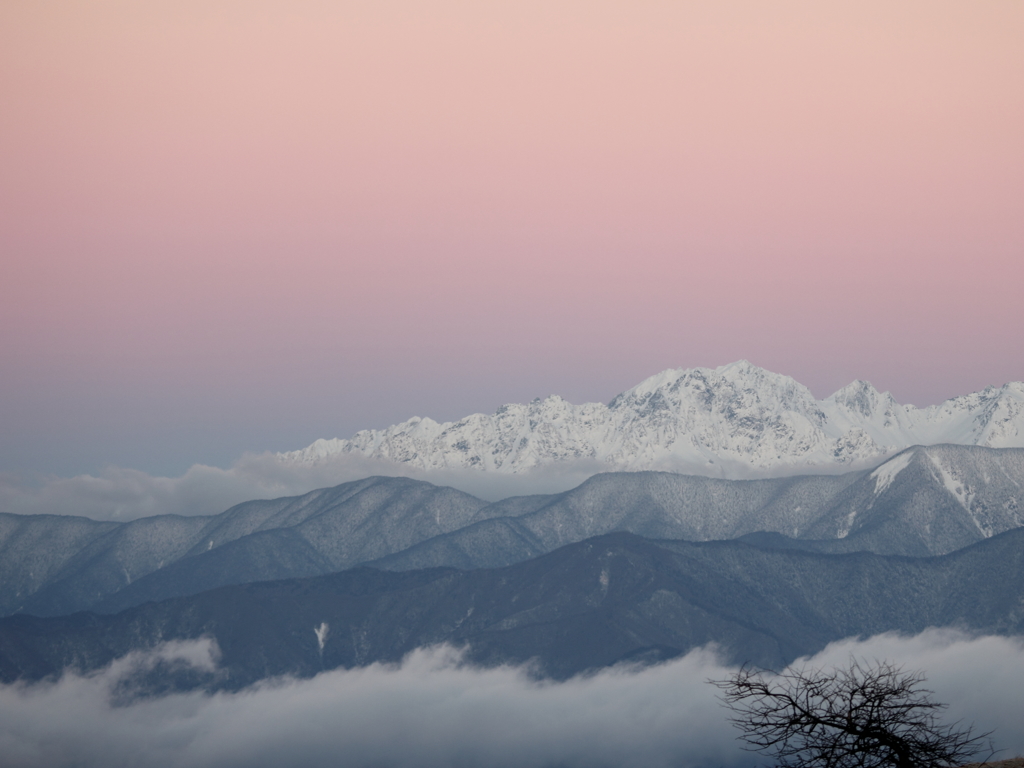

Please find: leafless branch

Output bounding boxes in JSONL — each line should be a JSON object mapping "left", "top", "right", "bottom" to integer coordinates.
{"left": 712, "top": 659, "right": 993, "bottom": 768}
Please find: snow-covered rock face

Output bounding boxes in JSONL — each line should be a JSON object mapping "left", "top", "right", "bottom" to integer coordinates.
{"left": 280, "top": 361, "right": 1024, "bottom": 479}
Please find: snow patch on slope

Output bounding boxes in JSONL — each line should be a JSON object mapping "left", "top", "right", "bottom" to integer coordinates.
{"left": 315, "top": 622, "right": 329, "bottom": 653}
{"left": 927, "top": 453, "right": 974, "bottom": 513}
{"left": 870, "top": 450, "right": 916, "bottom": 495}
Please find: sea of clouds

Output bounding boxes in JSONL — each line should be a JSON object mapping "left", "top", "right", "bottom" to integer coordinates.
{"left": 0, "top": 453, "right": 610, "bottom": 521}
{"left": 1, "top": 629, "right": 1021, "bottom": 768}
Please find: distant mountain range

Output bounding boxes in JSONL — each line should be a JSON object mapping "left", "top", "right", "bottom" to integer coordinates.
{"left": 280, "top": 361, "right": 1024, "bottom": 478}
{"left": 3, "top": 444, "right": 1022, "bottom": 618}
{"left": 4, "top": 527, "right": 1023, "bottom": 687}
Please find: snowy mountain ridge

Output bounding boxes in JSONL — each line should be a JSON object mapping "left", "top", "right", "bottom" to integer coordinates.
{"left": 281, "top": 361, "right": 1024, "bottom": 478}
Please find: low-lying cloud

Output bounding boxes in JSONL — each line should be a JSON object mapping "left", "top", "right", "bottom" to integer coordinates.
{"left": 0, "top": 629, "right": 1020, "bottom": 768}
{"left": 0, "top": 444, "right": 886, "bottom": 522}
{"left": 0, "top": 453, "right": 611, "bottom": 521}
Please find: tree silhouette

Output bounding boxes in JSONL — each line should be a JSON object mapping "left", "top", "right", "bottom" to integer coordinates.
{"left": 713, "top": 659, "right": 992, "bottom": 768}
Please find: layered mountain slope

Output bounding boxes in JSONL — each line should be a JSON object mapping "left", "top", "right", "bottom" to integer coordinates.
{"left": 0, "top": 513, "right": 118, "bottom": 613}
{"left": 373, "top": 445, "right": 1024, "bottom": 571}
{"left": 368, "top": 471, "right": 855, "bottom": 572}
{"left": 4, "top": 528, "right": 1024, "bottom": 687}
{"left": 31, "top": 445, "right": 1024, "bottom": 616}
{"left": 282, "top": 361, "right": 1024, "bottom": 477}
{"left": 5, "top": 477, "right": 485, "bottom": 617}
{"left": 803, "top": 443, "right": 1024, "bottom": 553}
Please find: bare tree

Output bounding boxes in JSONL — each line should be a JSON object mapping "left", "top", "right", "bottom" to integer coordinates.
{"left": 713, "top": 659, "right": 992, "bottom": 768}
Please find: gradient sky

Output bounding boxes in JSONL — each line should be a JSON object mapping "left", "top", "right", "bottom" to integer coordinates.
{"left": 2, "top": 1, "right": 1023, "bottom": 478}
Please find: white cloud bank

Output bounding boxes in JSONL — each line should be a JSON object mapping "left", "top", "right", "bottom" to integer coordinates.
{"left": 0, "top": 454, "right": 608, "bottom": 521}
{"left": 0, "top": 629, "right": 1020, "bottom": 768}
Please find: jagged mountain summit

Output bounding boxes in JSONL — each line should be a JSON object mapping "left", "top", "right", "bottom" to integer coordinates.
{"left": 281, "top": 361, "right": 1024, "bottom": 478}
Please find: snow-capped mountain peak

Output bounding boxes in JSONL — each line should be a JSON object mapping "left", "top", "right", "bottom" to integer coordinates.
{"left": 827, "top": 379, "right": 887, "bottom": 416}
{"left": 279, "top": 362, "right": 1024, "bottom": 479}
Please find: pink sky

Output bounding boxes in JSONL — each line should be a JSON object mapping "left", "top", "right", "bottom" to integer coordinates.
{"left": 2, "top": 1, "right": 1022, "bottom": 475}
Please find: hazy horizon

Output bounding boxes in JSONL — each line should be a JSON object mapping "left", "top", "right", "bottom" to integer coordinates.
{"left": 3, "top": 1, "right": 1023, "bottom": 480}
